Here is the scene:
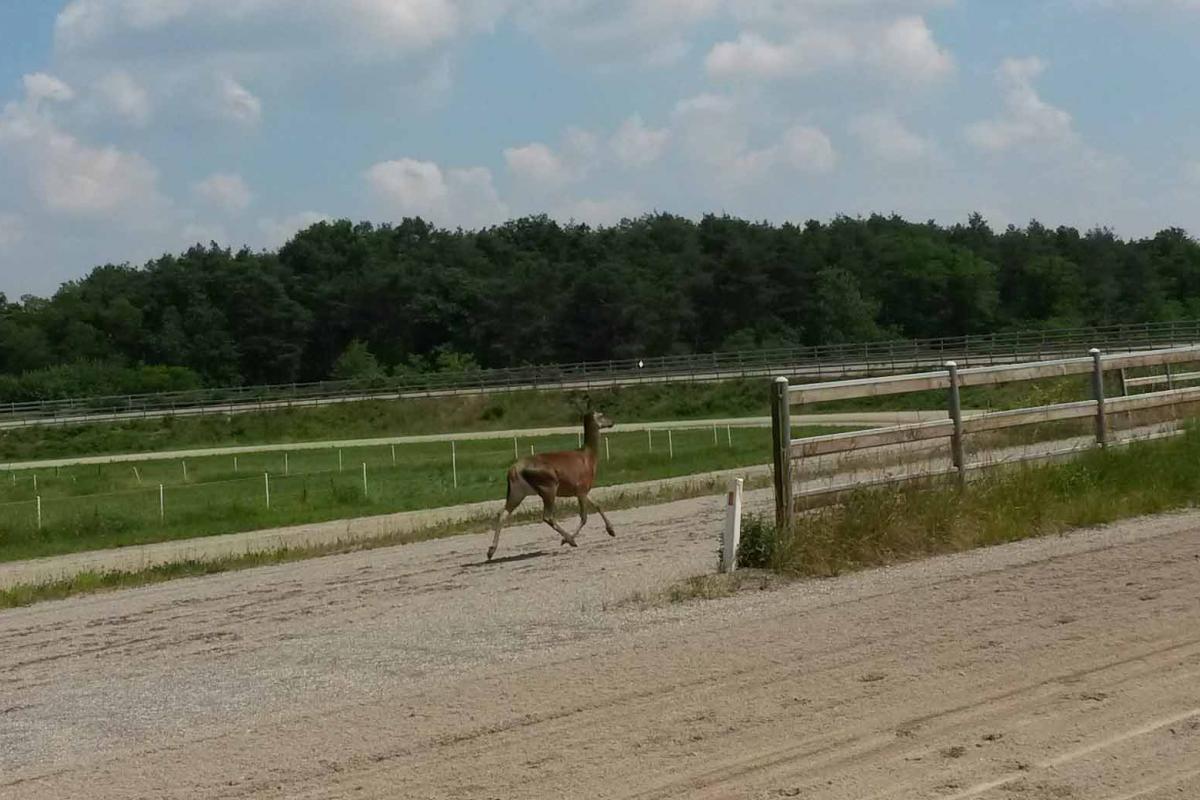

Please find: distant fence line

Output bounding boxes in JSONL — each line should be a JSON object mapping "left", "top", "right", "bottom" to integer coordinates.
{"left": 769, "top": 344, "right": 1200, "bottom": 528}
{"left": 5, "top": 319, "right": 1200, "bottom": 429}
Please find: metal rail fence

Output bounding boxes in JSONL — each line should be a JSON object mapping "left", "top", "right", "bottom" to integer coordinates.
{"left": 5, "top": 320, "right": 1200, "bottom": 429}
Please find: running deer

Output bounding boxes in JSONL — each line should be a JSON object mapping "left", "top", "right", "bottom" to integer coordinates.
{"left": 488, "top": 410, "right": 617, "bottom": 560}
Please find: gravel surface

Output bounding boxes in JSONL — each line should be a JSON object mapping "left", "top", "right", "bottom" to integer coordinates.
{"left": 2, "top": 489, "right": 1199, "bottom": 799}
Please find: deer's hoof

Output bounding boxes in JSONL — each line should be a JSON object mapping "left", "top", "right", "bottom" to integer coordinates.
{"left": 486, "top": 547, "right": 496, "bottom": 561}
{"left": 606, "top": 527, "right": 616, "bottom": 538}
{"left": 562, "top": 537, "right": 578, "bottom": 548}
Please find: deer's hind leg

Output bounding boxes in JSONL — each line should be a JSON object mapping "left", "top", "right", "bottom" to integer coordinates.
{"left": 535, "top": 487, "right": 577, "bottom": 548}
{"left": 573, "top": 496, "right": 589, "bottom": 537}
{"left": 489, "top": 471, "right": 530, "bottom": 561}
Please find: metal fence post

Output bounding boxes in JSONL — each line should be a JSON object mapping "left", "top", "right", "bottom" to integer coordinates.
{"left": 771, "top": 377, "right": 793, "bottom": 531}
{"left": 720, "top": 478, "right": 744, "bottom": 574}
{"left": 1090, "top": 348, "right": 1108, "bottom": 448}
{"left": 946, "top": 361, "right": 966, "bottom": 488}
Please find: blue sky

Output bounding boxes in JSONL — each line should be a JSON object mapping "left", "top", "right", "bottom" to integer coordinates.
{"left": 1, "top": 0, "right": 1198, "bottom": 297}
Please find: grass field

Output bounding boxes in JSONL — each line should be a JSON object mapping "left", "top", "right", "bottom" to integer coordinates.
{"left": 0, "top": 371, "right": 1111, "bottom": 462}
{"left": 0, "top": 425, "right": 844, "bottom": 563}
{"left": 742, "top": 422, "right": 1200, "bottom": 578}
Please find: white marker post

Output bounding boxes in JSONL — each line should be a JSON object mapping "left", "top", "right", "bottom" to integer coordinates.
{"left": 36, "top": 496, "right": 42, "bottom": 531}
{"left": 391, "top": 445, "right": 396, "bottom": 466}
{"left": 182, "top": 460, "right": 188, "bottom": 482}
{"left": 668, "top": 430, "right": 674, "bottom": 459}
{"left": 713, "top": 425, "right": 719, "bottom": 446}
{"left": 338, "top": 449, "right": 344, "bottom": 472}
{"left": 726, "top": 425, "right": 733, "bottom": 448}
{"left": 514, "top": 438, "right": 519, "bottom": 460}
{"left": 720, "top": 478, "right": 744, "bottom": 574}
{"left": 284, "top": 452, "right": 289, "bottom": 476}
{"left": 362, "top": 463, "right": 368, "bottom": 497}
{"left": 159, "top": 484, "right": 165, "bottom": 522}
{"left": 264, "top": 473, "right": 271, "bottom": 508}
{"left": 234, "top": 456, "right": 239, "bottom": 473}
{"left": 605, "top": 436, "right": 611, "bottom": 461}
{"left": 647, "top": 429, "right": 653, "bottom": 452}
{"left": 133, "top": 467, "right": 142, "bottom": 485}
{"left": 451, "top": 442, "right": 458, "bottom": 488}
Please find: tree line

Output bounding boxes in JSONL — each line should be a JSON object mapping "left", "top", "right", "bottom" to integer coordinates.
{"left": 2, "top": 212, "right": 1198, "bottom": 401}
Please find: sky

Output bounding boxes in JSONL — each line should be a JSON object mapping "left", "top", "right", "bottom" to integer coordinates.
{"left": 0, "top": 0, "right": 1198, "bottom": 298}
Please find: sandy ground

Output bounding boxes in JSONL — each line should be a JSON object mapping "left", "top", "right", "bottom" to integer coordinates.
{"left": 2, "top": 486, "right": 1199, "bottom": 800}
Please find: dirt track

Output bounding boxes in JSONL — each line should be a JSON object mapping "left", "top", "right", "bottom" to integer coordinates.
{"left": 3, "top": 490, "right": 1200, "bottom": 799}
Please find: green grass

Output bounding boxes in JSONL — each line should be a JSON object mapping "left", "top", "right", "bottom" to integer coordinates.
{"left": 0, "top": 425, "right": 840, "bottom": 563}
{"left": 0, "top": 470, "right": 780, "bottom": 610}
{"left": 742, "top": 425, "right": 1200, "bottom": 577}
{"left": 0, "top": 371, "right": 1114, "bottom": 463}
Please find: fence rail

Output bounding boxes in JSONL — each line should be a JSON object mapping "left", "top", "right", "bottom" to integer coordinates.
{"left": 770, "top": 344, "right": 1200, "bottom": 528}
{"left": 5, "top": 320, "right": 1200, "bottom": 429}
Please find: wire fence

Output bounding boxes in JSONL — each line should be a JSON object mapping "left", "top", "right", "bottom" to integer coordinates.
{"left": 5, "top": 320, "right": 1200, "bottom": 428}
{"left": 0, "top": 426, "right": 765, "bottom": 548}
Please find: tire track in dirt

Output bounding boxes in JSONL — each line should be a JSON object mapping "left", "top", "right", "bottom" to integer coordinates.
{"left": 2, "top": 495, "right": 1198, "bottom": 799}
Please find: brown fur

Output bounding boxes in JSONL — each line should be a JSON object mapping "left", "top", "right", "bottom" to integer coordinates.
{"left": 488, "top": 411, "right": 616, "bottom": 560}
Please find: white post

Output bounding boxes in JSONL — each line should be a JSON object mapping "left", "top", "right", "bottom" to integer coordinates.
{"left": 234, "top": 455, "right": 239, "bottom": 473}
{"left": 182, "top": 460, "right": 188, "bottom": 482}
{"left": 451, "top": 442, "right": 458, "bottom": 488}
{"left": 362, "top": 462, "right": 368, "bottom": 497}
{"left": 713, "top": 425, "right": 718, "bottom": 446}
{"left": 726, "top": 425, "right": 733, "bottom": 447}
{"left": 721, "top": 478, "right": 744, "bottom": 574}
{"left": 284, "top": 452, "right": 289, "bottom": 476}
{"left": 133, "top": 466, "right": 142, "bottom": 485}
{"left": 264, "top": 473, "right": 271, "bottom": 508}
{"left": 668, "top": 430, "right": 674, "bottom": 459}
{"left": 605, "top": 436, "right": 611, "bottom": 461}
{"left": 33, "top": 474, "right": 37, "bottom": 493}
{"left": 647, "top": 429, "right": 653, "bottom": 452}
{"left": 578, "top": 432, "right": 582, "bottom": 448}
{"left": 37, "top": 495, "right": 42, "bottom": 531}
{"left": 338, "top": 449, "right": 344, "bottom": 472}
{"left": 391, "top": 445, "right": 396, "bottom": 466}
{"left": 159, "top": 484, "right": 165, "bottom": 522}
{"left": 530, "top": 445, "right": 535, "bottom": 455}
{"left": 514, "top": 437, "right": 519, "bottom": 460}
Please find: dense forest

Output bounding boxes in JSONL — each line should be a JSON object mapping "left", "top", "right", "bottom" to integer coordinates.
{"left": 2, "top": 212, "right": 1199, "bottom": 401}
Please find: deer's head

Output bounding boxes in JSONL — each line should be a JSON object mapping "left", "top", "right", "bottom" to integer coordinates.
{"left": 586, "top": 410, "right": 615, "bottom": 430}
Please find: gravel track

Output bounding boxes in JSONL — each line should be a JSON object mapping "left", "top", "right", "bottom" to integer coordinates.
{"left": 2, "top": 487, "right": 1199, "bottom": 799}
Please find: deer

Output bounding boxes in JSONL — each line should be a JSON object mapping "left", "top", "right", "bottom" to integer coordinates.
{"left": 488, "top": 410, "right": 617, "bottom": 561}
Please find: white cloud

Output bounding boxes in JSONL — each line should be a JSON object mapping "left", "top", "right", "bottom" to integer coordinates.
{"left": 23, "top": 73, "right": 75, "bottom": 106}
{"left": 0, "top": 214, "right": 25, "bottom": 249}
{"left": 672, "top": 93, "right": 836, "bottom": 182}
{"left": 194, "top": 173, "right": 253, "bottom": 213}
{"left": 214, "top": 76, "right": 262, "bottom": 126}
{"left": 257, "top": 211, "right": 332, "bottom": 249}
{"left": 966, "top": 57, "right": 1075, "bottom": 152}
{"left": 706, "top": 31, "right": 855, "bottom": 79}
{"left": 514, "top": 0, "right": 722, "bottom": 66}
{"left": 706, "top": 13, "right": 951, "bottom": 84}
{"left": 610, "top": 115, "right": 670, "bottom": 167}
{"left": 851, "top": 112, "right": 934, "bottom": 161}
{"left": 95, "top": 70, "right": 151, "bottom": 126}
{"left": 869, "top": 16, "right": 954, "bottom": 83}
{"left": 776, "top": 125, "right": 837, "bottom": 172}
{"left": 0, "top": 77, "right": 167, "bottom": 221}
{"left": 504, "top": 142, "right": 574, "bottom": 188}
{"left": 365, "top": 158, "right": 507, "bottom": 228}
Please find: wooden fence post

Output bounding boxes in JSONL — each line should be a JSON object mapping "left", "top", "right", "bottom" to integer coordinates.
{"left": 771, "top": 377, "right": 793, "bottom": 531}
{"left": 1119, "top": 368, "right": 1129, "bottom": 397}
{"left": 946, "top": 361, "right": 966, "bottom": 488}
{"left": 1090, "top": 348, "right": 1108, "bottom": 448}
{"left": 721, "top": 478, "right": 743, "bottom": 574}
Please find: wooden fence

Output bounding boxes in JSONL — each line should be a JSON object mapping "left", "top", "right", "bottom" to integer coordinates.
{"left": 770, "top": 345, "right": 1200, "bottom": 529}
